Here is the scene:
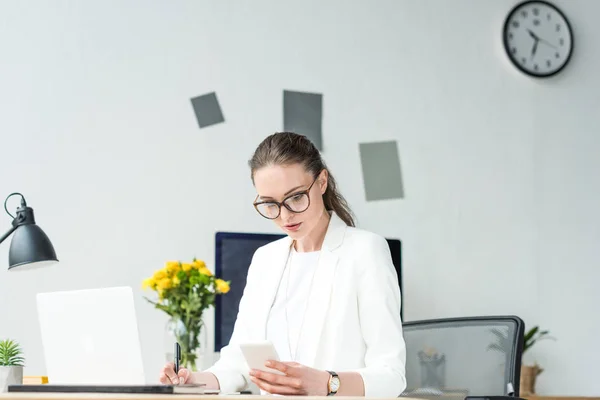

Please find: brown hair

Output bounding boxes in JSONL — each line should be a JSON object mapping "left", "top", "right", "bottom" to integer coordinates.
{"left": 248, "top": 132, "right": 355, "bottom": 227}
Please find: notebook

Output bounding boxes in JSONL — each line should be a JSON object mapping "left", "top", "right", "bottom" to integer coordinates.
{"left": 8, "top": 384, "right": 208, "bottom": 394}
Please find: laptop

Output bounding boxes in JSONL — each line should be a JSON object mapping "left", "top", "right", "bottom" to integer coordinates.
{"left": 9, "top": 286, "right": 206, "bottom": 394}
{"left": 36, "top": 286, "right": 146, "bottom": 385}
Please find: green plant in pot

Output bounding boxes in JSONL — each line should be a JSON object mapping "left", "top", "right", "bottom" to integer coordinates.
{"left": 0, "top": 339, "right": 25, "bottom": 392}
{"left": 520, "top": 326, "right": 554, "bottom": 395}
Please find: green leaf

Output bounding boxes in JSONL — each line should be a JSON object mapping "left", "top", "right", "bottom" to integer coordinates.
{"left": 0, "top": 339, "right": 25, "bottom": 366}
{"left": 524, "top": 326, "right": 539, "bottom": 342}
{"left": 522, "top": 326, "right": 555, "bottom": 355}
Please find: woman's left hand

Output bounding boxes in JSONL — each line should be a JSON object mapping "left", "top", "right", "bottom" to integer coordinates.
{"left": 249, "top": 360, "right": 330, "bottom": 395}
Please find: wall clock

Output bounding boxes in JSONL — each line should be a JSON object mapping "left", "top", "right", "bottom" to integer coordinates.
{"left": 503, "top": 0, "right": 574, "bottom": 78}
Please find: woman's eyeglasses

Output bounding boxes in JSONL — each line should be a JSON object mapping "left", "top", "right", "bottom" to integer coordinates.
{"left": 253, "top": 176, "right": 318, "bottom": 220}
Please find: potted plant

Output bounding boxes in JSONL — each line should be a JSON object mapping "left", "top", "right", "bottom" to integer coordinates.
{"left": 520, "top": 326, "right": 554, "bottom": 395}
{"left": 0, "top": 339, "right": 25, "bottom": 392}
{"left": 143, "top": 258, "right": 230, "bottom": 371}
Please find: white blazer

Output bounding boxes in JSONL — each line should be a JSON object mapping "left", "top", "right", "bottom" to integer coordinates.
{"left": 206, "top": 212, "right": 407, "bottom": 397}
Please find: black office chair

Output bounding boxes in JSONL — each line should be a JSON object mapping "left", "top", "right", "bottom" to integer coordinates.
{"left": 400, "top": 316, "right": 525, "bottom": 399}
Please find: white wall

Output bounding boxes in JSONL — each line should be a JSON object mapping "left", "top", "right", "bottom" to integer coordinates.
{"left": 1, "top": 0, "right": 598, "bottom": 395}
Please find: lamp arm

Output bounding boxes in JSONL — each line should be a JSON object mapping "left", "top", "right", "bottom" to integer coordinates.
{"left": 0, "top": 224, "right": 17, "bottom": 245}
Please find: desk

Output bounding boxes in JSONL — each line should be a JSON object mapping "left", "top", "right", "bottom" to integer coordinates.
{"left": 0, "top": 395, "right": 412, "bottom": 400}
{"left": 2, "top": 394, "right": 598, "bottom": 400}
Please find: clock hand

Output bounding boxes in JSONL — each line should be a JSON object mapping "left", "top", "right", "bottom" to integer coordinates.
{"left": 527, "top": 29, "right": 540, "bottom": 41}
{"left": 527, "top": 29, "right": 540, "bottom": 59}
{"left": 531, "top": 40, "right": 539, "bottom": 58}
{"left": 539, "top": 37, "right": 558, "bottom": 49}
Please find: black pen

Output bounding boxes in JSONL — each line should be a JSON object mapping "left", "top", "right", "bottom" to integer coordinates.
{"left": 174, "top": 342, "right": 181, "bottom": 375}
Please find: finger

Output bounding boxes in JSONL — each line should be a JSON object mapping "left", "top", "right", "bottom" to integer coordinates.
{"left": 159, "top": 372, "right": 177, "bottom": 385}
{"left": 250, "top": 369, "right": 295, "bottom": 386}
{"left": 265, "top": 360, "right": 294, "bottom": 375}
{"left": 177, "top": 368, "right": 190, "bottom": 384}
{"left": 250, "top": 376, "right": 302, "bottom": 395}
{"left": 279, "top": 361, "right": 300, "bottom": 366}
{"left": 159, "top": 373, "right": 169, "bottom": 384}
{"left": 162, "top": 362, "right": 179, "bottom": 384}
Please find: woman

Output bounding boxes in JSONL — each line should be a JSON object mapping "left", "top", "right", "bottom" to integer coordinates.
{"left": 160, "top": 132, "right": 406, "bottom": 397}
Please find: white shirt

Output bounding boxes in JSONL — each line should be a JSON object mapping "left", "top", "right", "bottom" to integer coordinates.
{"left": 266, "top": 247, "right": 320, "bottom": 363}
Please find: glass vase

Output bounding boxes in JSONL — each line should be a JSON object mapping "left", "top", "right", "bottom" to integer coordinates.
{"left": 164, "top": 317, "right": 208, "bottom": 372}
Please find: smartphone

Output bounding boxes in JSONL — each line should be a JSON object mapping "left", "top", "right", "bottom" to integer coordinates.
{"left": 239, "top": 341, "right": 284, "bottom": 375}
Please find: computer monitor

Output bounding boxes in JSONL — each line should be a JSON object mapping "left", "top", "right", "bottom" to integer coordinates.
{"left": 213, "top": 231, "right": 403, "bottom": 352}
{"left": 36, "top": 286, "right": 146, "bottom": 385}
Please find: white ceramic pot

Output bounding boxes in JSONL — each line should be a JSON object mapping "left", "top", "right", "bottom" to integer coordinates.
{"left": 0, "top": 366, "right": 23, "bottom": 392}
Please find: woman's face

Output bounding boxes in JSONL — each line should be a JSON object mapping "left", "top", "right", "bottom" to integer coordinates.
{"left": 253, "top": 163, "right": 328, "bottom": 241}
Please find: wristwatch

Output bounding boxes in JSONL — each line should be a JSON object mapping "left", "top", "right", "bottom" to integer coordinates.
{"left": 326, "top": 371, "right": 340, "bottom": 396}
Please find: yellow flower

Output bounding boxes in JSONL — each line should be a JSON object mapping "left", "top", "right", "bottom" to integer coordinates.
{"left": 193, "top": 259, "right": 206, "bottom": 269}
{"left": 181, "top": 263, "right": 192, "bottom": 272}
{"left": 154, "top": 270, "right": 167, "bottom": 280}
{"left": 166, "top": 261, "right": 180, "bottom": 274}
{"left": 157, "top": 278, "right": 172, "bottom": 290}
{"left": 215, "top": 279, "right": 230, "bottom": 294}
{"left": 142, "top": 278, "right": 155, "bottom": 290}
{"left": 172, "top": 276, "right": 180, "bottom": 287}
{"left": 199, "top": 267, "right": 212, "bottom": 276}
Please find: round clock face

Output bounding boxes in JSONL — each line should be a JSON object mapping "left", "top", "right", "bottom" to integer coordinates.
{"left": 503, "top": 0, "right": 574, "bottom": 77}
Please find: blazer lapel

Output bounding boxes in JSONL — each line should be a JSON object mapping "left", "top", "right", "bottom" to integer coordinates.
{"left": 296, "top": 212, "right": 346, "bottom": 366}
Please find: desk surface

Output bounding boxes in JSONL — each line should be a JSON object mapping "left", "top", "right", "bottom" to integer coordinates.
{"left": 2, "top": 394, "right": 598, "bottom": 400}
{"left": 0, "top": 395, "right": 415, "bottom": 400}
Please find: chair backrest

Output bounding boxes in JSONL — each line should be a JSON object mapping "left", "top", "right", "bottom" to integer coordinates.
{"left": 401, "top": 315, "right": 524, "bottom": 398}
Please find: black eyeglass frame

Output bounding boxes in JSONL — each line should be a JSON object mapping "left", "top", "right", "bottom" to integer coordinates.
{"left": 253, "top": 175, "right": 320, "bottom": 220}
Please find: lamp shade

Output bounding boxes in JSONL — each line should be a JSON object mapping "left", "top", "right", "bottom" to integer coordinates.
{"left": 8, "top": 224, "right": 58, "bottom": 270}
{"left": 1, "top": 192, "right": 58, "bottom": 270}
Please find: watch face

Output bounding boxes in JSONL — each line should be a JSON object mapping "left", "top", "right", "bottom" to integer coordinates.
{"left": 330, "top": 376, "right": 340, "bottom": 392}
{"left": 503, "top": 0, "right": 573, "bottom": 77}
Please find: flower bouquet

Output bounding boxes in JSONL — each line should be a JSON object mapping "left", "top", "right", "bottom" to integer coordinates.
{"left": 143, "top": 258, "right": 230, "bottom": 371}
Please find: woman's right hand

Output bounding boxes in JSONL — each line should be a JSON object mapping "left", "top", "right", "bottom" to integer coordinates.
{"left": 159, "top": 362, "right": 191, "bottom": 385}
